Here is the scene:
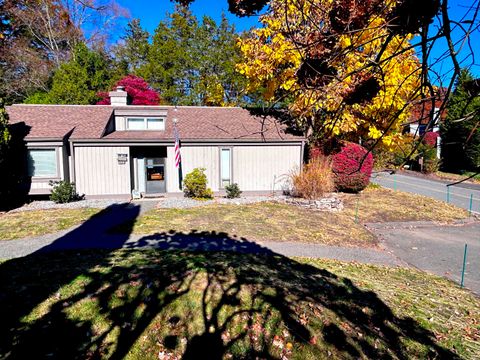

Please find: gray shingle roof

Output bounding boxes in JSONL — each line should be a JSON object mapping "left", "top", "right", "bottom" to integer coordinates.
{"left": 7, "top": 104, "right": 304, "bottom": 142}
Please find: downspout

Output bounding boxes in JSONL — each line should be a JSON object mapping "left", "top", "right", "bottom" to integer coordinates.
{"left": 69, "top": 140, "right": 75, "bottom": 183}
{"left": 300, "top": 140, "right": 306, "bottom": 172}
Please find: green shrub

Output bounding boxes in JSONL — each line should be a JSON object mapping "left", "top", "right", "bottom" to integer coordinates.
{"left": 424, "top": 156, "right": 441, "bottom": 174}
{"left": 49, "top": 180, "right": 82, "bottom": 203}
{"left": 225, "top": 183, "right": 242, "bottom": 198}
{"left": 418, "top": 141, "right": 440, "bottom": 174}
{"left": 183, "top": 168, "right": 214, "bottom": 199}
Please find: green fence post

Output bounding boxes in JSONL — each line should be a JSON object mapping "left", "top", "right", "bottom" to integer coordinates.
{"left": 469, "top": 194, "right": 473, "bottom": 215}
{"left": 461, "top": 244, "right": 468, "bottom": 288}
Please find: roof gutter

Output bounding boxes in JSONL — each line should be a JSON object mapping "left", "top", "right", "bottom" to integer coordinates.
{"left": 70, "top": 138, "right": 305, "bottom": 144}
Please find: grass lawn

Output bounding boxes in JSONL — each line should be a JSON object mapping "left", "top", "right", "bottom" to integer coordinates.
{"left": 435, "top": 171, "right": 480, "bottom": 184}
{"left": 117, "top": 188, "right": 468, "bottom": 247}
{"left": 341, "top": 187, "right": 469, "bottom": 223}
{"left": 1, "top": 249, "right": 478, "bottom": 359}
{"left": 0, "top": 208, "right": 100, "bottom": 240}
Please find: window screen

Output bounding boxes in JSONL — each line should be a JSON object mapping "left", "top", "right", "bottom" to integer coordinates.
{"left": 27, "top": 149, "right": 57, "bottom": 177}
{"left": 127, "top": 118, "right": 145, "bottom": 130}
{"left": 221, "top": 148, "right": 231, "bottom": 187}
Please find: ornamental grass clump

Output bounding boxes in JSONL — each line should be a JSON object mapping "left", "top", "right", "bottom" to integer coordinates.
{"left": 290, "top": 156, "right": 335, "bottom": 199}
{"left": 332, "top": 142, "right": 373, "bottom": 193}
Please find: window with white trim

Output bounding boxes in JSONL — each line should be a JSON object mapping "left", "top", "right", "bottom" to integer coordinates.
{"left": 127, "top": 118, "right": 145, "bottom": 130}
{"left": 126, "top": 117, "right": 165, "bottom": 131}
{"left": 27, "top": 149, "right": 57, "bottom": 177}
{"left": 220, "top": 148, "right": 231, "bottom": 188}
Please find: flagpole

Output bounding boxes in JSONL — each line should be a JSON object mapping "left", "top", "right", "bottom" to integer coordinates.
{"left": 173, "top": 107, "right": 183, "bottom": 190}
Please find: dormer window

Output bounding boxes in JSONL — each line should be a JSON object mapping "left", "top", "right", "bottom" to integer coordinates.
{"left": 126, "top": 117, "right": 165, "bottom": 131}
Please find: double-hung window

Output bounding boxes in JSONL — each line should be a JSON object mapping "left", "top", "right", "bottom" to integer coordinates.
{"left": 220, "top": 148, "right": 232, "bottom": 188}
{"left": 126, "top": 117, "right": 165, "bottom": 131}
{"left": 27, "top": 149, "right": 57, "bottom": 177}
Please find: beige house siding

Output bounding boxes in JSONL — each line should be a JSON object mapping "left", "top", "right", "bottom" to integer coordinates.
{"left": 166, "top": 143, "right": 302, "bottom": 193}
{"left": 74, "top": 146, "right": 131, "bottom": 196}
{"left": 233, "top": 145, "right": 301, "bottom": 192}
{"left": 166, "top": 145, "right": 220, "bottom": 193}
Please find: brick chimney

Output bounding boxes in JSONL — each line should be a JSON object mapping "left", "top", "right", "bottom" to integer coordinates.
{"left": 109, "top": 86, "right": 128, "bottom": 106}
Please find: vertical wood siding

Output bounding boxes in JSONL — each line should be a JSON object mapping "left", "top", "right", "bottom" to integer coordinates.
{"left": 74, "top": 146, "right": 131, "bottom": 195}
{"left": 166, "top": 144, "right": 302, "bottom": 193}
{"left": 166, "top": 145, "right": 220, "bottom": 192}
{"left": 233, "top": 145, "right": 301, "bottom": 191}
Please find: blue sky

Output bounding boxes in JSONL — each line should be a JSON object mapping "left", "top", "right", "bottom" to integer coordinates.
{"left": 115, "top": 0, "right": 261, "bottom": 34}
{"left": 113, "top": 0, "right": 479, "bottom": 80}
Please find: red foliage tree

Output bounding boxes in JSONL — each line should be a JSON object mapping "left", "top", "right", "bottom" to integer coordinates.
{"left": 97, "top": 75, "right": 160, "bottom": 105}
{"left": 422, "top": 131, "right": 439, "bottom": 147}
{"left": 331, "top": 142, "right": 374, "bottom": 193}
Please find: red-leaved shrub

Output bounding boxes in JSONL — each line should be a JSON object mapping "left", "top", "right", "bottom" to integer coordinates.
{"left": 97, "top": 75, "right": 160, "bottom": 105}
{"left": 422, "top": 131, "right": 439, "bottom": 147}
{"left": 331, "top": 142, "right": 373, "bottom": 192}
{"left": 309, "top": 146, "right": 323, "bottom": 159}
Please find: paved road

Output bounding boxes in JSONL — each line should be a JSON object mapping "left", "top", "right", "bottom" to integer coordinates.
{"left": 370, "top": 222, "right": 480, "bottom": 295}
{"left": 372, "top": 172, "right": 480, "bottom": 215}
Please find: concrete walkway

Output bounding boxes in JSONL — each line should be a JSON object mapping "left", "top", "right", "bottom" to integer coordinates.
{"left": 372, "top": 172, "right": 480, "bottom": 214}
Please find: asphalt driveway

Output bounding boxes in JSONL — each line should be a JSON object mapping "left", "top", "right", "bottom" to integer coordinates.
{"left": 369, "top": 222, "right": 480, "bottom": 294}
{"left": 372, "top": 172, "right": 480, "bottom": 215}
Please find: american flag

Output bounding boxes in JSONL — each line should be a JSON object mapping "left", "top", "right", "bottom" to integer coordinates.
{"left": 174, "top": 124, "right": 181, "bottom": 168}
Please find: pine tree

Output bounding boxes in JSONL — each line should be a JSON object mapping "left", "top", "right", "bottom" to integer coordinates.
{"left": 139, "top": 5, "right": 197, "bottom": 104}
{"left": 25, "top": 43, "right": 112, "bottom": 105}
{"left": 138, "top": 6, "right": 246, "bottom": 106}
{"left": 113, "top": 19, "right": 150, "bottom": 75}
{"left": 441, "top": 69, "right": 480, "bottom": 172}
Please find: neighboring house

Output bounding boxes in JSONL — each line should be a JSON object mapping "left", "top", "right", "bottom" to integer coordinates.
{"left": 405, "top": 93, "right": 447, "bottom": 159}
{"left": 7, "top": 88, "right": 305, "bottom": 199}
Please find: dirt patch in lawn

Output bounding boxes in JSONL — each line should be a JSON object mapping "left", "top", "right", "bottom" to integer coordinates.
{"left": 0, "top": 208, "right": 100, "bottom": 240}
{"left": 119, "top": 188, "right": 468, "bottom": 247}
{"left": 1, "top": 249, "right": 478, "bottom": 359}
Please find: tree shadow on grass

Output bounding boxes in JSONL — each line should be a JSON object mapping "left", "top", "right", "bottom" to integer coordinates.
{"left": 0, "top": 226, "right": 459, "bottom": 358}
{"left": 0, "top": 202, "right": 141, "bottom": 358}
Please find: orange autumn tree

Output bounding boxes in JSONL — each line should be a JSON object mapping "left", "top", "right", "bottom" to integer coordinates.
{"left": 237, "top": 0, "right": 422, "bottom": 149}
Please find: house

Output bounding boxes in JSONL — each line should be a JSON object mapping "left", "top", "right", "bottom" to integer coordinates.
{"left": 405, "top": 92, "right": 447, "bottom": 159}
{"left": 7, "top": 88, "right": 305, "bottom": 199}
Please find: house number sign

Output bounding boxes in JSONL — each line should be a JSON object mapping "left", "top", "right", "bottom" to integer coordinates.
{"left": 117, "top": 153, "right": 128, "bottom": 164}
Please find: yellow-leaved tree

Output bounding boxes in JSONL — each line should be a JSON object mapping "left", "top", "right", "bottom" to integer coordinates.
{"left": 237, "top": 0, "right": 422, "bottom": 149}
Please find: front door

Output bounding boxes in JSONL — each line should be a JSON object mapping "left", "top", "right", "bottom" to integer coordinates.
{"left": 145, "top": 158, "right": 166, "bottom": 194}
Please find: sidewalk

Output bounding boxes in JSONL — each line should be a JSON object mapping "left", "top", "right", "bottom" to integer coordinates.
{"left": 1, "top": 206, "right": 478, "bottom": 294}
